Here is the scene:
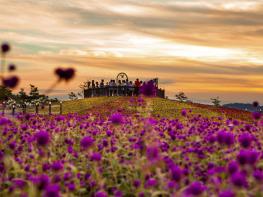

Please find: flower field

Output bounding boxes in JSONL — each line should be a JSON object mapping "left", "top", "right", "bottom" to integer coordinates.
{"left": 0, "top": 97, "right": 262, "bottom": 197}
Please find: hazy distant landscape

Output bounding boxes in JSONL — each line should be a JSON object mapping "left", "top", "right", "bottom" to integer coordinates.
{"left": 1, "top": 0, "right": 263, "bottom": 196}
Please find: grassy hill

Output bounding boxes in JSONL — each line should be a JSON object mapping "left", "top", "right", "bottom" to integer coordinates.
{"left": 49, "top": 97, "right": 253, "bottom": 121}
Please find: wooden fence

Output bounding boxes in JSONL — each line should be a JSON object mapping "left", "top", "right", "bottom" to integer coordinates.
{"left": 84, "top": 87, "right": 165, "bottom": 98}
{"left": 1, "top": 102, "right": 63, "bottom": 116}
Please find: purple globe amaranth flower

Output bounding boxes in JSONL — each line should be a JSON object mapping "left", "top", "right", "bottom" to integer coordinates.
{"left": 55, "top": 67, "right": 75, "bottom": 82}
{"left": 1, "top": 42, "right": 10, "bottom": 53}
{"left": 35, "top": 130, "right": 50, "bottom": 146}
{"left": 51, "top": 161, "right": 64, "bottom": 171}
{"left": 34, "top": 174, "right": 50, "bottom": 190}
{"left": 237, "top": 149, "right": 259, "bottom": 165}
{"left": 90, "top": 152, "right": 102, "bottom": 161}
{"left": 133, "top": 179, "right": 141, "bottom": 188}
{"left": 181, "top": 109, "right": 187, "bottom": 117}
{"left": 95, "top": 191, "right": 108, "bottom": 197}
{"left": 12, "top": 178, "right": 27, "bottom": 189}
{"left": 8, "top": 64, "right": 16, "bottom": 72}
{"left": 109, "top": 112, "right": 123, "bottom": 124}
{"left": 253, "top": 101, "right": 259, "bottom": 108}
{"left": 238, "top": 133, "right": 253, "bottom": 148}
{"left": 253, "top": 169, "right": 263, "bottom": 182}
{"left": 170, "top": 165, "right": 182, "bottom": 182}
{"left": 2, "top": 76, "right": 19, "bottom": 89}
{"left": 252, "top": 111, "right": 261, "bottom": 120}
{"left": 231, "top": 172, "right": 247, "bottom": 188}
{"left": 185, "top": 181, "right": 206, "bottom": 196}
{"left": 219, "top": 189, "right": 235, "bottom": 197}
{"left": 146, "top": 145, "right": 159, "bottom": 161}
{"left": 80, "top": 136, "right": 94, "bottom": 149}
{"left": 145, "top": 178, "right": 158, "bottom": 188}
{"left": 228, "top": 161, "right": 239, "bottom": 175}
{"left": 44, "top": 184, "right": 60, "bottom": 197}
{"left": 140, "top": 80, "right": 157, "bottom": 97}
{"left": 217, "top": 130, "right": 235, "bottom": 146}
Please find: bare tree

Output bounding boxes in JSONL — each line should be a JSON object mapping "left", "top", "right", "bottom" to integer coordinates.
{"left": 211, "top": 97, "right": 221, "bottom": 107}
{"left": 175, "top": 92, "right": 188, "bottom": 102}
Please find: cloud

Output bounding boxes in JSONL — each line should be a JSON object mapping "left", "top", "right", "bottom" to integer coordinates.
{"left": 0, "top": 0, "right": 263, "bottom": 102}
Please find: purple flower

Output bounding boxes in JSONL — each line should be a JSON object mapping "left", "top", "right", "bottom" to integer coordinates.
{"left": 237, "top": 149, "right": 259, "bottom": 165}
{"left": 238, "top": 133, "right": 253, "bottom": 148}
{"left": 34, "top": 174, "right": 50, "bottom": 190}
{"left": 252, "top": 101, "right": 259, "bottom": 108}
{"left": 8, "top": 64, "right": 16, "bottom": 72}
{"left": 133, "top": 179, "right": 141, "bottom": 188}
{"left": 44, "top": 184, "right": 60, "bottom": 197}
{"left": 95, "top": 191, "right": 108, "bottom": 197}
{"left": 110, "top": 112, "right": 123, "bottom": 124}
{"left": 170, "top": 165, "right": 182, "bottom": 182}
{"left": 80, "top": 136, "right": 94, "bottom": 149}
{"left": 219, "top": 189, "right": 235, "bottom": 197}
{"left": 146, "top": 145, "right": 159, "bottom": 161}
{"left": 145, "top": 178, "right": 158, "bottom": 188}
{"left": 12, "top": 179, "right": 27, "bottom": 189}
{"left": 181, "top": 109, "right": 187, "bottom": 116}
{"left": 140, "top": 80, "right": 157, "bottom": 97}
{"left": 252, "top": 111, "right": 261, "bottom": 120}
{"left": 35, "top": 130, "right": 50, "bottom": 146}
{"left": 55, "top": 67, "right": 75, "bottom": 82}
{"left": 228, "top": 161, "right": 239, "bottom": 175}
{"left": 1, "top": 42, "right": 10, "bottom": 53}
{"left": 90, "top": 152, "right": 102, "bottom": 161}
{"left": 2, "top": 76, "right": 19, "bottom": 89}
{"left": 253, "top": 169, "right": 263, "bottom": 182}
{"left": 185, "top": 181, "right": 206, "bottom": 196}
{"left": 217, "top": 131, "right": 235, "bottom": 146}
{"left": 51, "top": 161, "right": 64, "bottom": 171}
{"left": 231, "top": 172, "right": 247, "bottom": 188}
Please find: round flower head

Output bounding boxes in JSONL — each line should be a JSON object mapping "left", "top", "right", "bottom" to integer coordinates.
{"left": 253, "top": 101, "right": 259, "bottom": 108}
{"left": 109, "top": 112, "right": 123, "bottom": 124}
{"left": 80, "top": 136, "right": 94, "bottom": 149}
{"left": 44, "top": 184, "right": 60, "bottom": 197}
{"left": 170, "top": 165, "right": 182, "bottom": 182}
{"left": 1, "top": 42, "right": 10, "bottom": 54}
{"left": 228, "top": 161, "right": 239, "bottom": 175}
{"left": 8, "top": 64, "right": 16, "bottom": 72}
{"left": 35, "top": 130, "right": 50, "bottom": 146}
{"left": 146, "top": 145, "right": 159, "bottom": 161}
{"left": 90, "top": 152, "right": 102, "bottom": 161}
{"left": 238, "top": 133, "right": 253, "bottom": 148}
{"left": 140, "top": 80, "right": 156, "bottom": 97}
{"left": 34, "top": 174, "right": 50, "bottom": 190}
{"left": 95, "top": 191, "right": 108, "bottom": 197}
{"left": 231, "top": 172, "right": 247, "bottom": 188}
{"left": 252, "top": 111, "right": 261, "bottom": 120}
{"left": 2, "top": 76, "right": 19, "bottom": 89}
{"left": 219, "top": 189, "right": 235, "bottom": 197}
{"left": 185, "top": 181, "right": 206, "bottom": 196}
{"left": 237, "top": 149, "right": 259, "bottom": 165}
{"left": 145, "top": 178, "right": 158, "bottom": 188}
{"left": 55, "top": 67, "right": 75, "bottom": 82}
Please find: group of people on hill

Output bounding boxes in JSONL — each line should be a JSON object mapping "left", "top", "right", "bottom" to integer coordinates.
{"left": 85, "top": 78, "right": 149, "bottom": 97}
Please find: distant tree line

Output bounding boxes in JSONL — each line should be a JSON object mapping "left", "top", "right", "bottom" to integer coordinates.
{"left": 0, "top": 84, "right": 59, "bottom": 107}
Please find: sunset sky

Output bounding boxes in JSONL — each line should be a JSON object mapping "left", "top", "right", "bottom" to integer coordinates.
{"left": 1, "top": 0, "right": 263, "bottom": 103}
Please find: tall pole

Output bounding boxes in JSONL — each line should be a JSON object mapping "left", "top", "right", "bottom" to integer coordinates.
{"left": 59, "top": 101, "right": 63, "bottom": 115}
{"left": 48, "top": 101, "right": 52, "bottom": 115}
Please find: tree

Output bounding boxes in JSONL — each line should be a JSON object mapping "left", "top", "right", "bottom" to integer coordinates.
{"left": 211, "top": 97, "right": 221, "bottom": 107}
{"left": 175, "top": 92, "right": 188, "bottom": 102}
{"left": 0, "top": 86, "right": 13, "bottom": 102}
{"left": 68, "top": 92, "right": 78, "bottom": 100}
{"left": 16, "top": 88, "right": 28, "bottom": 105}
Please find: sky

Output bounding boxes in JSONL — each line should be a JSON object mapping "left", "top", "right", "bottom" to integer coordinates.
{"left": 0, "top": 0, "right": 263, "bottom": 103}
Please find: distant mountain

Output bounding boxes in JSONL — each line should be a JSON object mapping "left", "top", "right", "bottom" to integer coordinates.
{"left": 223, "top": 103, "right": 263, "bottom": 112}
